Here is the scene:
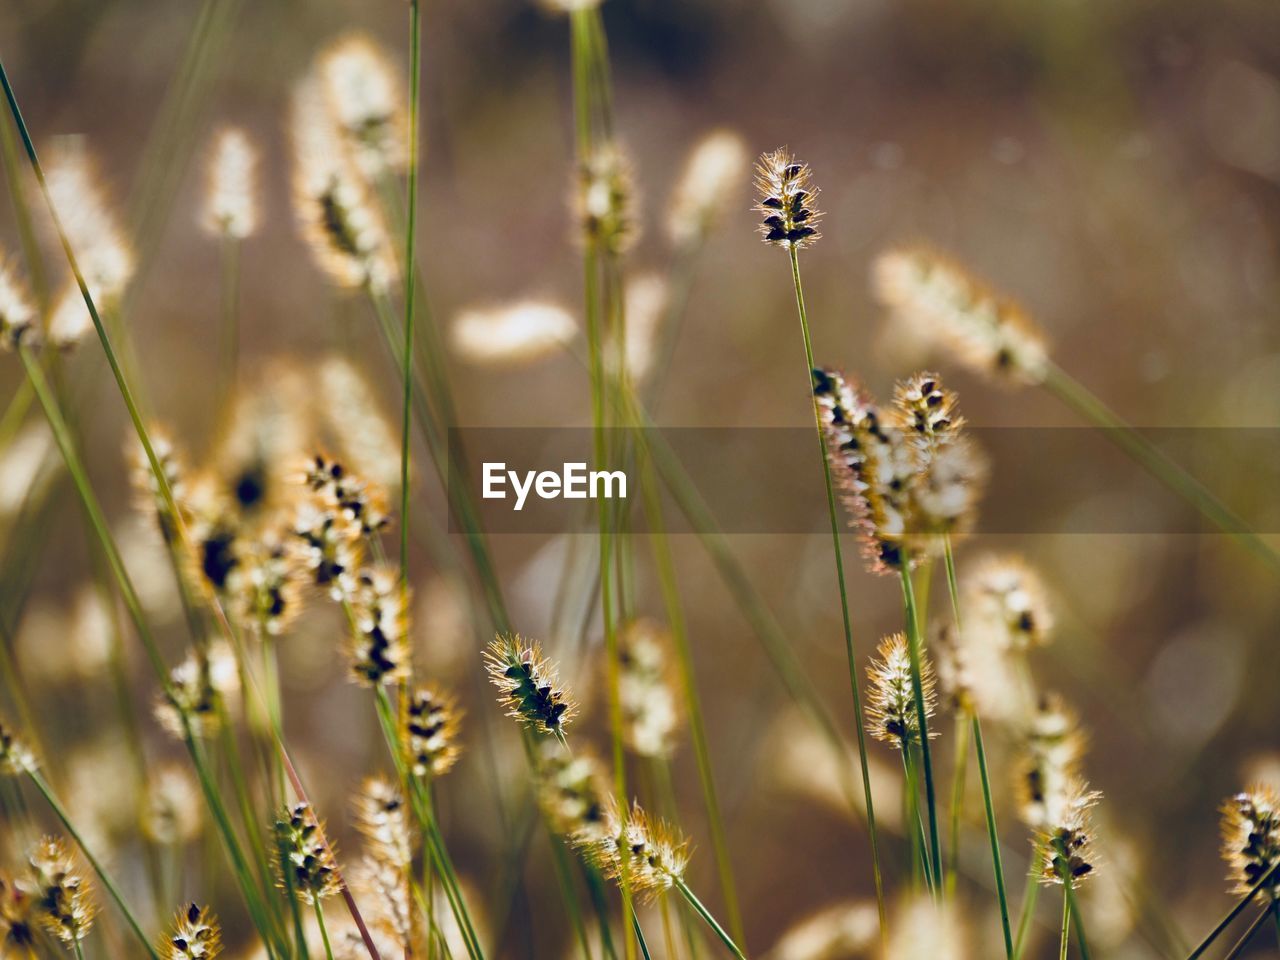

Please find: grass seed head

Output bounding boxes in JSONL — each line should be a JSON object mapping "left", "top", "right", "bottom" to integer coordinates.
{"left": 1220, "top": 785, "right": 1280, "bottom": 896}
{"left": 318, "top": 33, "right": 408, "bottom": 178}
{"left": 536, "top": 741, "right": 610, "bottom": 841}
{"left": 28, "top": 837, "right": 95, "bottom": 946}
{"left": 0, "top": 870, "right": 38, "bottom": 955}
{"left": 485, "top": 634, "right": 575, "bottom": 741}
{"left": 142, "top": 764, "right": 202, "bottom": 845}
{"left": 202, "top": 127, "right": 259, "bottom": 240}
{"left": 617, "top": 618, "right": 681, "bottom": 758}
{"left": 884, "top": 895, "right": 966, "bottom": 960}
{"left": 865, "top": 632, "right": 937, "bottom": 750}
{"left": 353, "top": 777, "right": 414, "bottom": 870}
{"left": 667, "top": 129, "right": 748, "bottom": 245}
{"left": 873, "top": 246, "right": 1049, "bottom": 385}
{"left": 0, "top": 717, "right": 36, "bottom": 775}
{"left": 963, "top": 555, "right": 1054, "bottom": 652}
{"left": 406, "top": 685, "right": 462, "bottom": 779}
{"left": 755, "top": 148, "right": 821, "bottom": 249}
{"left": 228, "top": 529, "right": 305, "bottom": 638}
{"left": 1037, "top": 782, "right": 1102, "bottom": 887}
{"left": 576, "top": 142, "right": 638, "bottom": 254}
{"left": 155, "top": 641, "right": 240, "bottom": 740}
{"left": 275, "top": 803, "right": 340, "bottom": 905}
{"left": 318, "top": 357, "right": 403, "bottom": 494}
{"left": 450, "top": 300, "right": 578, "bottom": 366}
{"left": 1015, "top": 696, "right": 1086, "bottom": 830}
{"left": 578, "top": 801, "right": 689, "bottom": 901}
{"left": 346, "top": 565, "right": 411, "bottom": 687}
{"left": 163, "top": 902, "right": 221, "bottom": 959}
{"left": 0, "top": 255, "right": 37, "bottom": 352}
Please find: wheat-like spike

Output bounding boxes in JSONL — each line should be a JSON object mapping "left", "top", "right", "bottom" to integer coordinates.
{"left": 162, "top": 902, "right": 222, "bottom": 959}
{"left": 202, "top": 127, "right": 259, "bottom": 240}
{"left": 1220, "top": 785, "right": 1280, "bottom": 897}
{"left": 667, "top": 129, "right": 748, "bottom": 245}
{"left": 450, "top": 300, "right": 578, "bottom": 367}
{"left": 275, "top": 803, "right": 341, "bottom": 905}
{"left": 755, "top": 148, "right": 822, "bottom": 248}
{"left": 0, "top": 716, "right": 37, "bottom": 775}
{"left": 318, "top": 33, "right": 408, "bottom": 179}
{"left": 154, "top": 641, "right": 240, "bottom": 740}
{"left": 345, "top": 565, "right": 411, "bottom": 688}
{"left": 405, "top": 685, "right": 463, "bottom": 780}
{"left": 353, "top": 777, "right": 414, "bottom": 871}
{"left": 865, "top": 633, "right": 938, "bottom": 750}
{"left": 28, "top": 837, "right": 96, "bottom": 946}
{"left": 576, "top": 800, "right": 690, "bottom": 901}
{"left": 485, "top": 634, "right": 575, "bottom": 741}
{"left": 1037, "top": 781, "right": 1103, "bottom": 887}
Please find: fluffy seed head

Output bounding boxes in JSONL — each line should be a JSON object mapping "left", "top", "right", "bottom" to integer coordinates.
{"left": 318, "top": 33, "right": 407, "bottom": 177}
{"left": 577, "top": 143, "right": 638, "bottom": 254}
{"left": 28, "top": 837, "right": 95, "bottom": 945}
{"left": 577, "top": 801, "right": 689, "bottom": 901}
{"left": 1038, "top": 782, "right": 1102, "bottom": 887}
{"left": 43, "top": 139, "right": 134, "bottom": 348}
{"left": 1015, "top": 696, "right": 1086, "bottom": 830}
{"left": 755, "top": 148, "right": 821, "bottom": 248}
{"left": 142, "top": 764, "right": 203, "bottom": 845}
{"left": 963, "top": 555, "right": 1054, "bottom": 652}
{"left": 303, "top": 453, "right": 390, "bottom": 536}
{"left": 0, "top": 256, "right": 37, "bottom": 352}
{"left": 611, "top": 274, "right": 667, "bottom": 385}
{"left": 536, "top": 741, "right": 610, "bottom": 841}
{"left": 450, "top": 300, "right": 577, "bottom": 366}
{"left": 884, "top": 895, "right": 967, "bottom": 960}
{"left": 932, "top": 624, "right": 974, "bottom": 714}
{"left": 873, "top": 247, "right": 1049, "bottom": 385}
{"left": 291, "top": 496, "right": 364, "bottom": 601}
{"left": 155, "top": 641, "right": 240, "bottom": 740}
{"left": 667, "top": 129, "right": 748, "bottom": 245}
{"left": 354, "top": 855, "right": 415, "bottom": 951}
{"left": 228, "top": 531, "right": 305, "bottom": 638}
{"left": 0, "top": 717, "right": 36, "bottom": 775}
{"left": 0, "top": 870, "right": 38, "bottom": 954}
{"left": 617, "top": 618, "right": 681, "bottom": 758}
{"left": 346, "top": 565, "right": 411, "bottom": 687}
{"left": 318, "top": 357, "right": 402, "bottom": 494}
{"left": 865, "top": 633, "right": 937, "bottom": 749}
{"left": 405, "top": 685, "right": 462, "bottom": 779}
{"left": 290, "top": 77, "right": 396, "bottom": 294}
{"left": 1220, "top": 786, "right": 1280, "bottom": 896}
{"left": 485, "top": 634, "right": 575, "bottom": 741}
{"left": 275, "top": 803, "right": 340, "bottom": 904}
{"left": 354, "top": 777, "right": 414, "bottom": 870}
{"left": 202, "top": 128, "right": 259, "bottom": 239}
{"left": 163, "top": 902, "right": 221, "bottom": 959}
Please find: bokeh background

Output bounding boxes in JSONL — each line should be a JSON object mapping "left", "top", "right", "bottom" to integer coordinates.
{"left": 2, "top": 0, "right": 1280, "bottom": 956}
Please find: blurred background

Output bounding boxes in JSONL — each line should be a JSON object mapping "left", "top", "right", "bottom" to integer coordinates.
{"left": 1, "top": 0, "right": 1279, "bottom": 956}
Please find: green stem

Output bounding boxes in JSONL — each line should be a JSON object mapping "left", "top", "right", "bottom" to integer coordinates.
{"left": 673, "top": 878, "right": 747, "bottom": 960}
{"left": 901, "top": 745, "right": 933, "bottom": 890}
{"left": 1042, "top": 362, "right": 1280, "bottom": 575}
{"left": 400, "top": 0, "right": 421, "bottom": 586}
{"left": 1064, "top": 879, "right": 1090, "bottom": 960}
{"left": 216, "top": 234, "right": 240, "bottom": 419}
{"left": 786, "top": 243, "right": 887, "bottom": 935}
{"left": 1222, "top": 907, "right": 1270, "bottom": 960}
{"left": 946, "top": 713, "right": 969, "bottom": 895}
{"left": 974, "top": 714, "right": 1014, "bottom": 958}
{"left": 315, "top": 899, "right": 336, "bottom": 960}
{"left": 899, "top": 553, "right": 942, "bottom": 890}
{"left": 27, "top": 770, "right": 161, "bottom": 960}
{"left": 632, "top": 913, "right": 653, "bottom": 960}
{"left": 1014, "top": 852, "right": 1041, "bottom": 959}
{"left": 1059, "top": 891, "right": 1070, "bottom": 960}
{"left": 1185, "top": 851, "right": 1280, "bottom": 957}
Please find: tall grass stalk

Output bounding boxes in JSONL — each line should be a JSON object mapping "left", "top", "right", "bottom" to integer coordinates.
{"left": 1186, "top": 860, "right": 1280, "bottom": 958}
{"left": 399, "top": 0, "right": 421, "bottom": 586}
{"left": 1222, "top": 907, "right": 1271, "bottom": 960}
{"left": 672, "top": 877, "right": 747, "bottom": 960}
{"left": 785, "top": 245, "right": 887, "bottom": 929}
{"left": 216, "top": 233, "right": 241, "bottom": 417}
{"left": 1041, "top": 362, "right": 1280, "bottom": 575}
{"left": 639, "top": 465, "right": 745, "bottom": 945}
{"left": 943, "top": 537, "right": 1013, "bottom": 958}
{"left": 898, "top": 548, "right": 942, "bottom": 892}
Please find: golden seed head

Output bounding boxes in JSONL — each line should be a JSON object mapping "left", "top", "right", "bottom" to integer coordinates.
{"left": 346, "top": 565, "right": 412, "bottom": 688}
{"left": 884, "top": 895, "right": 967, "bottom": 960}
{"left": 0, "top": 255, "right": 37, "bottom": 352}
{"left": 892, "top": 372, "right": 963, "bottom": 447}
{"left": 227, "top": 529, "right": 306, "bottom": 638}
{"left": 290, "top": 77, "right": 397, "bottom": 294}
{"left": 1037, "top": 782, "right": 1102, "bottom": 887}
{"left": 576, "top": 142, "right": 638, "bottom": 254}
{"left": 1220, "top": 786, "right": 1280, "bottom": 896}
{"left": 290, "top": 495, "right": 365, "bottom": 601}
{"left": 611, "top": 274, "right": 667, "bottom": 385}
{"left": 755, "top": 148, "right": 822, "bottom": 248}
{"left": 577, "top": 801, "right": 689, "bottom": 901}
{"left": 450, "top": 300, "right": 578, "bottom": 367}
{"left": 353, "top": 855, "right": 415, "bottom": 951}
{"left": 768, "top": 900, "right": 880, "bottom": 960}
{"left": 617, "top": 618, "right": 681, "bottom": 758}
{"left": 1015, "top": 696, "right": 1086, "bottom": 830}
{"left": 163, "top": 902, "right": 222, "bottom": 960}
{"left": 0, "top": 870, "right": 38, "bottom": 953}
{"left": 932, "top": 624, "right": 974, "bottom": 714}
{"left": 142, "top": 764, "right": 203, "bottom": 845}
{"left": 155, "top": 641, "right": 240, "bottom": 740}
{"left": 963, "top": 555, "right": 1054, "bottom": 652}
{"left": 865, "top": 633, "right": 937, "bottom": 750}
{"left": 667, "top": 129, "right": 748, "bottom": 245}
{"left": 318, "top": 33, "right": 408, "bottom": 178}
{"left": 28, "top": 837, "right": 96, "bottom": 945}
{"left": 303, "top": 453, "right": 391, "bottom": 536}
{"left": 405, "top": 685, "right": 463, "bottom": 779}
{"left": 275, "top": 803, "right": 340, "bottom": 904}
{"left": 536, "top": 740, "right": 611, "bottom": 841}
{"left": 873, "top": 246, "right": 1050, "bottom": 385}
{"left": 354, "top": 777, "right": 414, "bottom": 870}
{"left": 202, "top": 127, "right": 259, "bottom": 239}
{"left": 0, "top": 717, "right": 37, "bottom": 775}
{"left": 318, "top": 357, "right": 403, "bottom": 494}
{"left": 485, "top": 634, "right": 575, "bottom": 741}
